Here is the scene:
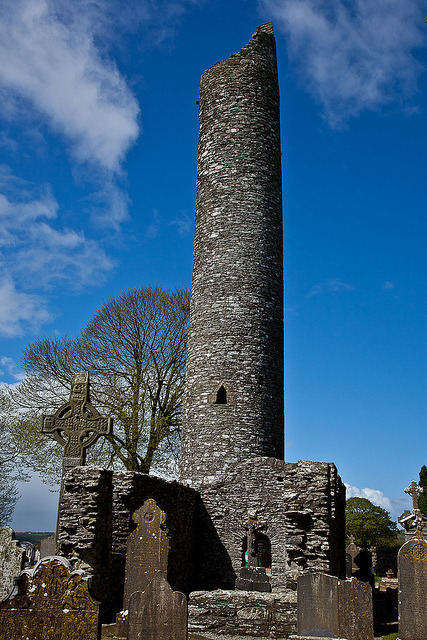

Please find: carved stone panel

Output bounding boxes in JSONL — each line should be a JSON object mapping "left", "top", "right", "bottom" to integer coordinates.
{"left": 0, "top": 557, "right": 100, "bottom": 640}
{"left": 0, "top": 527, "right": 24, "bottom": 601}
{"left": 123, "top": 498, "right": 169, "bottom": 609}
{"left": 127, "top": 571, "right": 187, "bottom": 640}
{"left": 398, "top": 537, "right": 427, "bottom": 640}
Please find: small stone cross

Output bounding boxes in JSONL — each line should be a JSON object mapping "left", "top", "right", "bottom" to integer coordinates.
{"left": 41, "top": 372, "right": 113, "bottom": 468}
{"left": 405, "top": 481, "right": 424, "bottom": 511}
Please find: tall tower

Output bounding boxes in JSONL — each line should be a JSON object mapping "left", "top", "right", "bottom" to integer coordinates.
{"left": 179, "top": 23, "right": 284, "bottom": 486}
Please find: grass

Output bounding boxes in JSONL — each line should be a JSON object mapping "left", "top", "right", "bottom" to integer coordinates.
{"left": 382, "top": 634, "right": 398, "bottom": 640}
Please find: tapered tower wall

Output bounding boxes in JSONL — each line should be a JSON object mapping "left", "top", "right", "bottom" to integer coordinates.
{"left": 179, "top": 23, "right": 284, "bottom": 485}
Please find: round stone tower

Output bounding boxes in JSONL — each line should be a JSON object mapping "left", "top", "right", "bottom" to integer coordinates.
{"left": 179, "top": 23, "right": 284, "bottom": 486}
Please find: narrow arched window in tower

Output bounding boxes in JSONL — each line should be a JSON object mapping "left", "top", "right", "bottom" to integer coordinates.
{"left": 215, "top": 385, "right": 227, "bottom": 404}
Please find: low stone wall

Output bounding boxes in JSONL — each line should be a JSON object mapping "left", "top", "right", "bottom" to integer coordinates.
{"left": 189, "top": 589, "right": 297, "bottom": 638}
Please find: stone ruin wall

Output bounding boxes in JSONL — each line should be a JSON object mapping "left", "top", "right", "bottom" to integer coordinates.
{"left": 57, "top": 468, "right": 198, "bottom": 621}
{"left": 180, "top": 22, "right": 284, "bottom": 485}
{"left": 57, "top": 460, "right": 345, "bottom": 622}
{"left": 195, "top": 458, "right": 346, "bottom": 592}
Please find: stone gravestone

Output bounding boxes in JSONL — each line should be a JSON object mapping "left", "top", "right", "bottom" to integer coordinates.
{"left": 122, "top": 498, "right": 170, "bottom": 610}
{"left": 0, "top": 556, "right": 100, "bottom": 640}
{"left": 40, "top": 532, "right": 57, "bottom": 558}
{"left": 0, "top": 527, "right": 24, "bottom": 601}
{"left": 345, "top": 536, "right": 359, "bottom": 577}
{"left": 338, "top": 575, "right": 373, "bottom": 640}
{"left": 298, "top": 573, "right": 339, "bottom": 637}
{"left": 127, "top": 570, "right": 187, "bottom": 640}
{"left": 297, "top": 573, "right": 373, "bottom": 640}
{"left": 398, "top": 535, "right": 427, "bottom": 640}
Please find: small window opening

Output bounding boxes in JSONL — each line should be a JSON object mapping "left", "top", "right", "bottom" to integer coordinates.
{"left": 215, "top": 385, "right": 227, "bottom": 404}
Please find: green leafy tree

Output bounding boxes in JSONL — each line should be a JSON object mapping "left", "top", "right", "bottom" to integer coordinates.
{"left": 346, "top": 497, "right": 398, "bottom": 548}
{"left": 2, "top": 285, "right": 190, "bottom": 485}
{"left": 418, "top": 466, "right": 427, "bottom": 517}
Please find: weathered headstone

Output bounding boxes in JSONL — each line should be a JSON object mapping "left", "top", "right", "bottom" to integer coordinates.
{"left": 338, "top": 575, "right": 373, "bottom": 640}
{"left": 127, "top": 570, "right": 187, "bottom": 640}
{"left": 122, "top": 498, "right": 169, "bottom": 610}
{"left": 345, "top": 535, "right": 359, "bottom": 576}
{"left": 0, "top": 527, "right": 24, "bottom": 602}
{"left": 40, "top": 532, "right": 57, "bottom": 558}
{"left": 297, "top": 573, "right": 373, "bottom": 640}
{"left": 398, "top": 535, "right": 427, "bottom": 640}
{"left": 0, "top": 556, "right": 100, "bottom": 640}
{"left": 298, "top": 573, "right": 339, "bottom": 637}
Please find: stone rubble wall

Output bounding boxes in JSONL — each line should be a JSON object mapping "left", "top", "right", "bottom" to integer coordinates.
{"left": 189, "top": 590, "right": 297, "bottom": 639}
{"left": 57, "top": 458, "right": 345, "bottom": 624}
{"left": 191, "top": 458, "right": 346, "bottom": 592}
{"left": 57, "top": 467, "right": 198, "bottom": 621}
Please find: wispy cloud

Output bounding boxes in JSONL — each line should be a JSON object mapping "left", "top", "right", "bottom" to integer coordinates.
{"left": 0, "top": 169, "right": 115, "bottom": 290}
{"left": 0, "top": 357, "right": 25, "bottom": 381}
{"left": 0, "top": 274, "right": 52, "bottom": 337}
{"left": 306, "top": 277, "right": 354, "bottom": 298}
{"left": 169, "top": 213, "right": 192, "bottom": 236}
{"left": 383, "top": 281, "right": 395, "bottom": 290}
{"left": 263, "top": 0, "right": 425, "bottom": 126}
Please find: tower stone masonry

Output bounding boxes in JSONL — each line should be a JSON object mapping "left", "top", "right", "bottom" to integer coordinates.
{"left": 179, "top": 22, "right": 284, "bottom": 485}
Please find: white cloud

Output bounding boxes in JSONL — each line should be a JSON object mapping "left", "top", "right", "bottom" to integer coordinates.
{"left": 263, "top": 0, "right": 425, "bottom": 126}
{"left": 0, "top": 274, "right": 52, "bottom": 337}
{"left": 169, "top": 213, "right": 192, "bottom": 236}
{"left": 0, "top": 0, "right": 139, "bottom": 173}
{"left": 345, "top": 483, "right": 412, "bottom": 522}
{"left": 345, "top": 483, "right": 392, "bottom": 511}
{"left": 306, "top": 277, "right": 354, "bottom": 298}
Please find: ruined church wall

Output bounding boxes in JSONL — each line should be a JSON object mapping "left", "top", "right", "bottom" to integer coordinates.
{"left": 192, "top": 458, "right": 346, "bottom": 591}
{"left": 57, "top": 467, "right": 198, "bottom": 621}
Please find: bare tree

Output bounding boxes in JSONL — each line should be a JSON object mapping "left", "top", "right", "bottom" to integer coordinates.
{"left": 0, "top": 394, "right": 29, "bottom": 525}
{"left": 5, "top": 286, "right": 190, "bottom": 482}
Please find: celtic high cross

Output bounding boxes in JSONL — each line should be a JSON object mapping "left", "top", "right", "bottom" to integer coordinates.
{"left": 405, "top": 481, "right": 424, "bottom": 511}
{"left": 42, "top": 372, "right": 113, "bottom": 475}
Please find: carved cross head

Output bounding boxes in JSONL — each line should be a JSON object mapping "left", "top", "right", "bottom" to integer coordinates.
{"left": 404, "top": 480, "right": 424, "bottom": 511}
{"left": 41, "top": 372, "right": 113, "bottom": 464}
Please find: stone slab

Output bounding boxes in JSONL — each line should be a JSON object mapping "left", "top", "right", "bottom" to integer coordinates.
{"left": 128, "top": 571, "right": 187, "bottom": 640}
{"left": 297, "top": 574, "right": 373, "bottom": 640}
{"left": 298, "top": 573, "right": 339, "bottom": 637}
{"left": 0, "top": 527, "right": 24, "bottom": 602}
{"left": 0, "top": 556, "right": 100, "bottom": 640}
{"left": 40, "top": 533, "right": 57, "bottom": 558}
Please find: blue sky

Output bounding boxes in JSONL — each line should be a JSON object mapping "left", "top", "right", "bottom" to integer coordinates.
{"left": 1, "top": 0, "right": 425, "bottom": 531}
